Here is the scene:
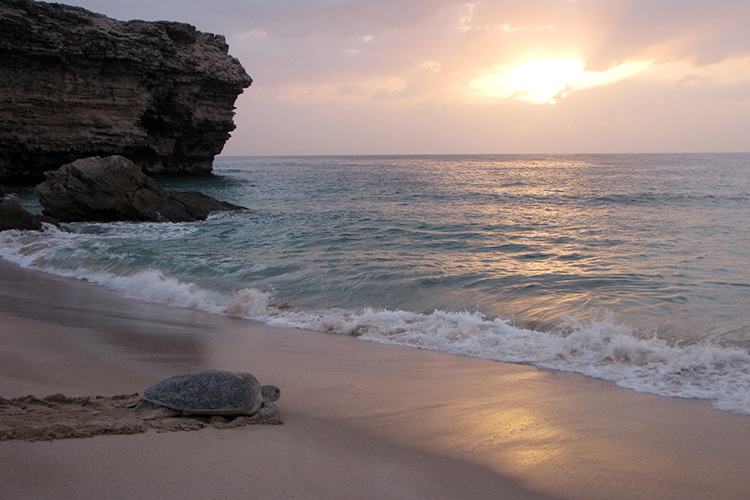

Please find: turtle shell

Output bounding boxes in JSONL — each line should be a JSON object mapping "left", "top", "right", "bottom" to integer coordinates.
{"left": 142, "top": 369, "right": 263, "bottom": 416}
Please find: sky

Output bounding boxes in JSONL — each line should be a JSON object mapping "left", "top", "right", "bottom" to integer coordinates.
{"left": 59, "top": 0, "right": 750, "bottom": 155}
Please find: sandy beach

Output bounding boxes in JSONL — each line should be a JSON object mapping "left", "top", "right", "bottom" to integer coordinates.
{"left": 2, "top": 258, "right": 750, "bottom": 500}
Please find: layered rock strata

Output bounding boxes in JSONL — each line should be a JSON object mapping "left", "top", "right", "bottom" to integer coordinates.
{"left": 0, "top": 0, "right": 252, "bottom": 183}
{"left": 34, "top": 155, "right": 244, "bottom": 222}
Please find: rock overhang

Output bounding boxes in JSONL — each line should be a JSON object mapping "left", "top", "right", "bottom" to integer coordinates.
{"left": 0, "top": 0, "right": 252, "bottom": 183}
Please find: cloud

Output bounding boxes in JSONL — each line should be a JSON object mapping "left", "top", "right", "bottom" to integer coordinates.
{"left": 677, "top": 74, "right": 713, "bottom": 87}
{"left": 55, "top": 0, "right": 750, "bottom": 153}
{"left": 578, "top": 0, "right": 750, "bottom": 70}
{"left": 63, "top": 1, "right": 750, "bottom": 87}
{"left": 235, "top": 29, "right": 267, "bottom": 40}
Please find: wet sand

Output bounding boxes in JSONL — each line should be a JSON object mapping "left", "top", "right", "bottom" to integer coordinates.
{"left": 2, "top": 258, "right": 750, "bottom": 499}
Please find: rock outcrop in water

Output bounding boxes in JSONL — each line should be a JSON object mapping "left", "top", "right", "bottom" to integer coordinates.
{"left": 34, "top": 155, "right": 244, "bottom": 222}
{"left": 0, "top": 189, "right": 42, "bottom": 231}
{"left": 0, "top": 0, "right": 252, "bottom": 183}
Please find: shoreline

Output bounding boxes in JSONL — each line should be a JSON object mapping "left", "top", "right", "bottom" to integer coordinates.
{"left": 2, "top": 258, "right": 750, "bottom": 499}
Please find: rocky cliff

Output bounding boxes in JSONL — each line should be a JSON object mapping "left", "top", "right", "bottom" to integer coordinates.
{"left": 0, "top": 0, "right": 252, "bottom": 183}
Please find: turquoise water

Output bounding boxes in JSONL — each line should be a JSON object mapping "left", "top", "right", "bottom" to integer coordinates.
{"left": 3, "top": 153, "right": 750, "bottom": 412}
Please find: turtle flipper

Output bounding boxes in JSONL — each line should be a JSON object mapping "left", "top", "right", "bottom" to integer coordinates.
{"left": 246, "top": 401, "right": 283, "bottom": 424}
{"left": 138, "top": 403, "right": 182, "bottom": 420}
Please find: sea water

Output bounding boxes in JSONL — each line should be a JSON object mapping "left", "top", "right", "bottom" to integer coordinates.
{"left": 3, "top": 154, "right": 750, "bottom": 413}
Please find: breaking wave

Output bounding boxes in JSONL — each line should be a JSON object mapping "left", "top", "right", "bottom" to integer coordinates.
{"left": 2, "top": 221, "right": 750, "bottom": 415}
{"left": 225, "top": 288, "right": 750, "bottom": 415}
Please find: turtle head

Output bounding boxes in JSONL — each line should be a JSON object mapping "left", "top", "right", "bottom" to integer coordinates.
{"left": 261, "top": 385, "right": 281, "bottom": 402}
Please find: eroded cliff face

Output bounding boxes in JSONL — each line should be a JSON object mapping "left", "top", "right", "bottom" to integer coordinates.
{"left": 0, "top": 0, "right": 252, "bottom": 183}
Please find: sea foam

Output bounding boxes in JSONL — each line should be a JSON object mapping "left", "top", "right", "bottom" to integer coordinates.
{"left": 225, "top": 288, "right": 750, "bottom": 414}
{"left": 3, "top": 225, "right": 750, "bottom": 414}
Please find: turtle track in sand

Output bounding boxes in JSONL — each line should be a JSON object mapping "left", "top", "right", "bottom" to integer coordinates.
{"left": 0, "top": 393, "right": 282, "bottom": 442}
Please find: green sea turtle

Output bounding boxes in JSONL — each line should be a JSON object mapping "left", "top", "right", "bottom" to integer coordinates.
{"left": 137, "top": 369, "right": 281, "bottom": 423}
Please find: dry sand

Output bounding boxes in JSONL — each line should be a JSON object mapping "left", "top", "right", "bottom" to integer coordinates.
{"left": 2, "top": 258, "right": 750, "bottom": 499}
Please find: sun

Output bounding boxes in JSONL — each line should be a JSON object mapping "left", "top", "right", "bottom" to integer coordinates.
{"left": 465, "top": 59, "right": 649, "bottom": 105}
{"left": 504, "top": 60, "right": 586, "bottom": 104}
{"left": 466, "top": 60, "right": 587, "bottom": 104}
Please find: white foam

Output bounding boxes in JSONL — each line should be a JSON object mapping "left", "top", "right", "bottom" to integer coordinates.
{"left": 80, "top": 269, "right": 226, "bottom": 313}
{"left": 228, "top": 294, "right": 750, "bottom": 415}
{"left": 225, "top": 288, "right": 274, "bottom": 317}
{"left": 0, "top": 225, "right": 226, "bottom": 313}
{"left": 3, "top": 226, "right": 750, "bottom": 415}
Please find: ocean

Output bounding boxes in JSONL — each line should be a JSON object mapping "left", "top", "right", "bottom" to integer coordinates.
{"left": 3, "top": 153, "right": 750, "bottom": 413}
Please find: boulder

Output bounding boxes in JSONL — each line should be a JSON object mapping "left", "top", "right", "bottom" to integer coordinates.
{"left": 0, "top": 194, "right": 42, "bottom": 231}
{"left": 0, "top": 0, "right": 252, "bottom": 183}
{"left": 34, "top": 155, "right": 244, "bottom": 222}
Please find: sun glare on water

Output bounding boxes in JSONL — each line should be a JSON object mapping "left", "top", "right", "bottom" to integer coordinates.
{"left": 466, "top": 59, "right": 647, "bottom": 105}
